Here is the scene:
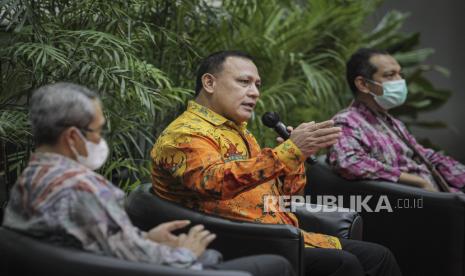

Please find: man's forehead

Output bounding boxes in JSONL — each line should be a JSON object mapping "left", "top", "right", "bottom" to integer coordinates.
{"left": 370, "top": 54, "right": 400, "bottom": 72}
{"left": 92, "top": 99, "right": 106, "bottom": 126}
{"left": 221, "top": 56, "right": 260, "bottom": 77}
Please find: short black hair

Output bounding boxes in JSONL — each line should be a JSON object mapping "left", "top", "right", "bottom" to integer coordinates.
{"left": 194, "top": 50, "right": 254, "bottom": 96}
{"left": 346, "top": 48, "right": 389, "bottom": 95}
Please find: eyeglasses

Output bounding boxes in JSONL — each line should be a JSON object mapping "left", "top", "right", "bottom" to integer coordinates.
{"left": 58, "top": 122, "right": 110, "bottom": 137}
{"left": 80, "top": 125, "right": 110, "bottom": 136}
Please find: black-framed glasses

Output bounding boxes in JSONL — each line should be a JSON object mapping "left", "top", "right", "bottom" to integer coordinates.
{"left": 58, "top": 123, "right": 110, "bottom": 137}
{"left": 79, "top": 125, "right": 110, "bottom": 136}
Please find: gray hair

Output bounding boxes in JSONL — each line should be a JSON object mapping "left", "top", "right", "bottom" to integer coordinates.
{"left": 30, "top": 82, "right": 99, "bottom": 145}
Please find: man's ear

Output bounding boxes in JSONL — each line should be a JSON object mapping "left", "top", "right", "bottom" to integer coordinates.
{"left": 62, "top": 127, "right": 83, "bottom": 153}
{"left": 60, "top": 127, "right": 74, "bottom": 147}
{"left": 354, "top": 76, "right": 371, "bottom": 94}
{"left": 201, "top": 73, "right": 216, "bottom": 94}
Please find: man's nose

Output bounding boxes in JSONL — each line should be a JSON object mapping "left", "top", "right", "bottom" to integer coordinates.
{"left": 248, "top": 84, "right": 260, "bottom": 98}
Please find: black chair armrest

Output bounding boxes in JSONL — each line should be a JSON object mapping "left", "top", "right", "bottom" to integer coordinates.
{"left": 294, "top": 204, "right": 363, "bottom": 240}
{"left": 125, "top": 183, "right": 305, "bottom": 276}
{"left": 0, "top": 227, "right": 250, "bottom": 276}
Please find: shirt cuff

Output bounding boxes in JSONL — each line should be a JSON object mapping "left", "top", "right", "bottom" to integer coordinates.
{"left": 274, "top": 140, "right": 305, "bottom": 171}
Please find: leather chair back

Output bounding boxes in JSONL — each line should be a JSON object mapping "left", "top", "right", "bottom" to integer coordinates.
{"left": 125, "top": 183, "right": 305, "bottom": 276}
{"left": 306, "top": 156, "right": 465, "bottom": 276}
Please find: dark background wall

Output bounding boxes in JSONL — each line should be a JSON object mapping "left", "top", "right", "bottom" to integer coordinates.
{"left": 371, "top": 0, "right": 465, "bottom": 163}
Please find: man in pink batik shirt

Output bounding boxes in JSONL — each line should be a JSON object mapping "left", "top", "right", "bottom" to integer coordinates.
{"left": 328, "top": 48, "right": 465, "bottom": 192}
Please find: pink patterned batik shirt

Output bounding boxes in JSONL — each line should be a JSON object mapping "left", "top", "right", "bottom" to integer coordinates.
{"left": 328, "top": 100, "right": 465, "bottom": 192}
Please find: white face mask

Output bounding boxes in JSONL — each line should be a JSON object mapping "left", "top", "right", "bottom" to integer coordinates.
{"left": 367, "top": 79, "right": 408, "bottom": 110}
{"left": 70, "top": 130, "right": 109, "bottom": 170}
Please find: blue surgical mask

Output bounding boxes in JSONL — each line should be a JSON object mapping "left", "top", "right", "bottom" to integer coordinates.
{"left": 366, "top": 79, "right": 408, "bottom": 110}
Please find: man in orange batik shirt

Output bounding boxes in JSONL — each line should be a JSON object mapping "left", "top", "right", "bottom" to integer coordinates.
{"left": 151, "top": 50, "right": 401, "bottom": 276}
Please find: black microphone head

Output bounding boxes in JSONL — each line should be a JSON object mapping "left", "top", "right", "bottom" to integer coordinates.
{"left": 262, "top": 112, "right": 280, "bottom": 128}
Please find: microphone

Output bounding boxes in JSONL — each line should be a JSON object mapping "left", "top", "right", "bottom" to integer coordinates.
{"left": 262, "top": 111, "right": 317, "bottom": 164}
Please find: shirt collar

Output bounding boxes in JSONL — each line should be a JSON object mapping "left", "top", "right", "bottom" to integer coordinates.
{"left": 351, "top": 100, "right": 396, "bottom": 124}
{"left": 29, "top": 151, "right": 88, "bottom": 170}
{"left": 186, "top": 101, "right": 248, "bottom": 130}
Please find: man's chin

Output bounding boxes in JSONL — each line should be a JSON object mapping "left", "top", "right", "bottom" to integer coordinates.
{"left": 231, "top": 113, "right": 252, "bottom": 125}
{"left": 239, "top": 114, "right": 253, "bottom": 123}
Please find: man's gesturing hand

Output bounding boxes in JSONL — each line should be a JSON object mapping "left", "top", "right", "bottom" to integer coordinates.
{"left": 289, "top": 120, "right": 342, "bottom": 158}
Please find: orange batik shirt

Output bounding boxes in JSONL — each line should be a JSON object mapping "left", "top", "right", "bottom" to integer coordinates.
{"left": 151, "top": 101, "right": 341, "bottom": 249}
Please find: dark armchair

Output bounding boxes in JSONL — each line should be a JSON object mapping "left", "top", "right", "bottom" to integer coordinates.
{"left": 125, "top": 183, "right": 363, "bottom": 276}
{"left": 305, "top": 156, "right": 465, "bottom": 276}
{"left": 0, "top": 227, "right": 251, "bottom": 276}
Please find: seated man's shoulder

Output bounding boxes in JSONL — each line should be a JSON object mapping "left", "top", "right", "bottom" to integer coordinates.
{"left": 61, "top": 169, "right": 115, "bottom": 195}
{"left": 155, "top": 112, "right": 216, "bottom": 146}
{"left": 332, "top": 106, "right": 367, "bottom": 127}
{"left": 11, "top": 164, "right": 117, "bottom": 213}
